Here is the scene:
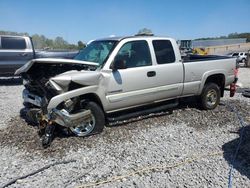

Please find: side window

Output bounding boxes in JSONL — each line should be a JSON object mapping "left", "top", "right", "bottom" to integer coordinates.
{"left": 115, "top": 40, "right": 152, "bottom": 68}
{"left": 1, "top": 37, "right": 26, "bottom": 49}
{"left": 153, "top": 40, "right": 175, "bottom": 64}
{"left": 240, "top": 53, "right": 243, "bottom": 56}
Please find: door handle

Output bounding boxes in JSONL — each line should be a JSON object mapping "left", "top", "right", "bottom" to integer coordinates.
{"left": 147, "top": 71, "right": 156, "bottom": 77}
{"left": 18, "top": 53, "right": 28, "bottom": 57}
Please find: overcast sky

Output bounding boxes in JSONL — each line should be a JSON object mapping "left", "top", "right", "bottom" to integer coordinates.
{"left": 0, "top": 0, "right": 249, "bottom": 44}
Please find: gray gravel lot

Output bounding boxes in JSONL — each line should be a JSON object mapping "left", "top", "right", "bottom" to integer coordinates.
{"left": 0, "top": 68, "right": 250, "bottom": 188}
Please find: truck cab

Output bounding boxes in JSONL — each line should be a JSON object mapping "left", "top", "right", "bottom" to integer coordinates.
{"left": 96, "top": 37, "right": 184, "bottom": 112}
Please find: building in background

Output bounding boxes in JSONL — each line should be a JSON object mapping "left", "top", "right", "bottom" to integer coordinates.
{"left": 193, "top": 38, "right": 249, "bottom": 55}
{"left": 178, "top": 38, "right": 250, "bottom": 55}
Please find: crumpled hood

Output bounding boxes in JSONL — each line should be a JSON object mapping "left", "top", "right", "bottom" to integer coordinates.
{"left": 51, "top": 70, "right": 102, "bottom": 89}
{"left": 15, "top": 58, "right": 99, "bottom": 75}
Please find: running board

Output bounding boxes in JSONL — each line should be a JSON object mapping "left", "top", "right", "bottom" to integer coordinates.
{"left": 107, "top": 100, "right": 179, "bottom": 122}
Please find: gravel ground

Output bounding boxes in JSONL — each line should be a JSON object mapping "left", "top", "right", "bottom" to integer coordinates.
{"left": 0, "top": 68, "right": 250, "bottom": 188}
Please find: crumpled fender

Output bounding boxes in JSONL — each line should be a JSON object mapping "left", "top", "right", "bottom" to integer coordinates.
{"left": 47, "top": 85, "right": 100, "bottom": 113}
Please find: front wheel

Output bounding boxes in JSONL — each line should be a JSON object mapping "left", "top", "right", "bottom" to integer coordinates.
{"left": 70, "top": 101, "right": 105, "bottom": 137}
{"left": 200, "top": 83, "right": 221, "bottom": 110}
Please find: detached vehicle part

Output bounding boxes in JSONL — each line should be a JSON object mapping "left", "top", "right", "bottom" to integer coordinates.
{"left": 242, "top": 89, "right": 250, "bottom": 98}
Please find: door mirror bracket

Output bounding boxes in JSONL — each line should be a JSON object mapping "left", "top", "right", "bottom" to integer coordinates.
{"left": 111, "top": 59, "right": 126, "bottom": 71}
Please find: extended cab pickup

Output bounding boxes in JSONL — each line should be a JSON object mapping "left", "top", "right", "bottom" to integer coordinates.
{"left": 0, "top": 35, "right": 79, "bottom": 76}
{"left": 15, "top": 35, "right": 237, "bottom": 147}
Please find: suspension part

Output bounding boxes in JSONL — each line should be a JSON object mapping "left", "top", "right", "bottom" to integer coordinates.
{"left": 42, "top": 122, "right": 55, "bottom": 148}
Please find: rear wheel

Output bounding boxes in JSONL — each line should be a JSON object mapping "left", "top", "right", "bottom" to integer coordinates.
{"left": 200, "top": 83, "right": 220, "bottom": 110}
{"left": 70, "top": 101, "right": 105, "bottom": 137}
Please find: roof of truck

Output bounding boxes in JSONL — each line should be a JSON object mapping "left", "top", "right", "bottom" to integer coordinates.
{"left": 0, "top": 35, "right": 30, "bottom": 38}
{"left": 95, "top": 35, "right": 172, "bottom": 42}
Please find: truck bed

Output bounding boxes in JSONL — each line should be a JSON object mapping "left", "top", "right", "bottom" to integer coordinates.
{"left": 182, "top": 54, "right": 234, "bottom": 63}
{"left": 181, "top": 55, "right": 236, "bottom": 96}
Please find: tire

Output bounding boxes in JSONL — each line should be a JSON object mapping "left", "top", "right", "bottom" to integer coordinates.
{"left": 70, "top": 101, "right": 105, "bottom": 137}
{"left": 242, "top": 89, "right": 250, "bottom": 98}
{"left": 200, "top": 83, "right": 221, "bottom": 110}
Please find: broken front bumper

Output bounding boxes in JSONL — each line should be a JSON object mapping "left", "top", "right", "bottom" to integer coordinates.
{"left": 23, "top": 89, "right": 92, "bottom": 128}
{"left": 23, "top": 89, "right": 42, "bottom": 107}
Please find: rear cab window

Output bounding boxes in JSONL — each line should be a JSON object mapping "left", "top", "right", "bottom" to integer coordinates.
{"left": 152, "top": 40, "right": 176, "bottom": 64}
{"left": 1, "top": 37, "right": 26, "bottom": 50}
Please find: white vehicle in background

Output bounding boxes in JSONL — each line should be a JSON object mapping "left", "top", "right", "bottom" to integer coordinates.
{"left": 231, "top": 52, "right": 248, "bottom": 66}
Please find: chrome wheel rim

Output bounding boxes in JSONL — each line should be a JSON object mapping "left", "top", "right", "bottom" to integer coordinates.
{"left": 206, "top": 89, "right": 217, "bottom": 107}
{"left": 70, "top": 114, "right": 96, "bottom": 136}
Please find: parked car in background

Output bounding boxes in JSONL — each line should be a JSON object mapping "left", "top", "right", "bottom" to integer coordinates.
{"left": 0, "top": 35, "right": 79, "bottom": 76}
{"left": 230, "top": 52, "right": 248, "bottom": 66}
{"left": 237, "top": 52, "right": 248, "bottom": 64}
{"left": 231, "top": 52, "right": 239, "bottom": 57}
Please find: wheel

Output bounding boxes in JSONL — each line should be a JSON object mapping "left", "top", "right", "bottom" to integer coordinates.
{"left": 200, "top": 83, "right": 220, "bottom": 110}
{"left": 70, "top": 101, "right": 105, "bottom": 137}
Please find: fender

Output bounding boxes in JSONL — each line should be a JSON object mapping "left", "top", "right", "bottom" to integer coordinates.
{"left": 198, "top": 69, "right": 226, "bottom": 95}
{"left": 47, "top": 85, "right": 101, "bottom": 112}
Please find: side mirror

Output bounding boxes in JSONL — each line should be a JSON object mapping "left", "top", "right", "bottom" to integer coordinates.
{"left": 111, "top": 59, "right": 126, "bottom": 71}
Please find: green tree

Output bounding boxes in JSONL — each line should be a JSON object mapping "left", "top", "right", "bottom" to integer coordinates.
{"left": 136, "top": 28, "right": 153, "bottom": 36}
{"left": 77, "top": 40, "right": 86, "bottom": 49}
{"left": 32, "top": 34, "right": 45, "bottom": 49}
{"left": 0, "top": 30, "right": 80, "bottom": 49}
{"left": 54, "top": 37, "right": 68, "bottom": 49}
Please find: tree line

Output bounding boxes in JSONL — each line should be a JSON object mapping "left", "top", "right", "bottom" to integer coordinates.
{"left": 0, "top": 30, "right": 86, "bottom": 50}
{"left": 1, "top": 30, "right": 249, "bottom": 50}
{"left": 195, "top": 32, "right": 250, "bottom": 42}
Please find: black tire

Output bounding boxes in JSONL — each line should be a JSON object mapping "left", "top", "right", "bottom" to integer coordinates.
{"left": 242, "top": 89, "right": 250, "bottom": 98}
{"left": 70, "top": 101, "right": 105, "bottom": 137}
{"left": 200, "top": 83, "right": 221, "bottom": 110}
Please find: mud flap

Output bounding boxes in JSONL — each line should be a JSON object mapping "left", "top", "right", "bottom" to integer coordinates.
{"left": 230, "top": 83, "right": 236, "bottom": 97}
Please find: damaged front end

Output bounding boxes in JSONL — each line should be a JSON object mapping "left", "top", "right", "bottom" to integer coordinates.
{"left": 16, "top": 58, "right": 100, "bottom": 147}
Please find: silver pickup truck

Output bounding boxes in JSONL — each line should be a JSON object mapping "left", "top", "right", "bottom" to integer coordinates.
{"left": 15, "top": 35, "right": 237, "bottom": 147}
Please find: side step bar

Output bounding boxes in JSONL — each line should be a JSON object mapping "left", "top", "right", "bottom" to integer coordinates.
{"left": 107, "top": 99, "right": 179, "bottom": 122}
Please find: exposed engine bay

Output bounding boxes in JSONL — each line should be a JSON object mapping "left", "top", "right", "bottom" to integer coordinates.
{"left": 16, "top": 59, "right": 100, "bottom": 148}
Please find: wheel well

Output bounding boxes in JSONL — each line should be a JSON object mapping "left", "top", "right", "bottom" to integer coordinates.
{"left": 205, "top": 74, "right": 225, "bottom": 97}
{"left": 80, "top": 93, "right": 104, "bottom": 111}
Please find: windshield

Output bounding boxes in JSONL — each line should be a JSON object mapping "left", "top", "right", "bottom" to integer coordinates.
{"left": 74, "top": 40, "right": 117, "bottom": 66}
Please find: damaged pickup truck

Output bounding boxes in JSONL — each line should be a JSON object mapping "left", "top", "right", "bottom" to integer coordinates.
{"left": 15, "top": 35, "right": 237, "bottom": 147}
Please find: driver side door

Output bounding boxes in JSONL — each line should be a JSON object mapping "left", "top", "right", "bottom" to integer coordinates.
{"left": 105, "top": 40, "right": 158, "bottom": 111}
